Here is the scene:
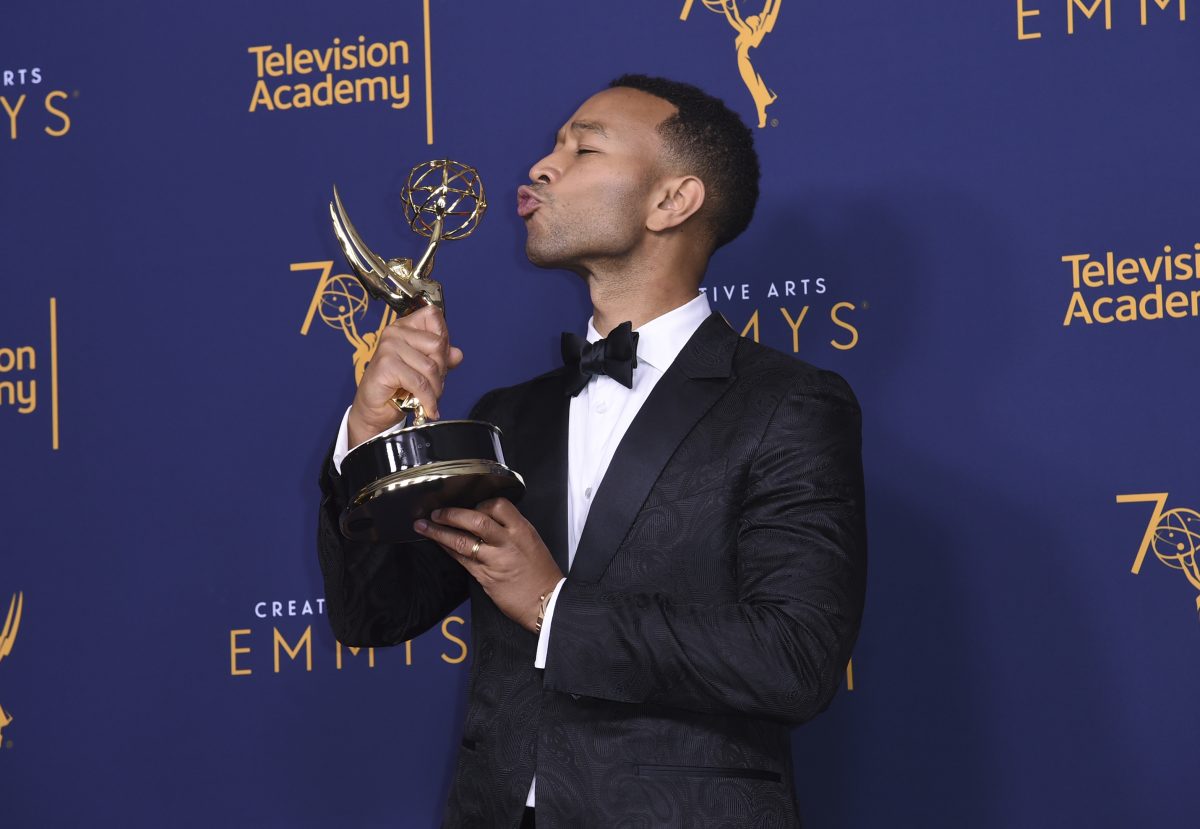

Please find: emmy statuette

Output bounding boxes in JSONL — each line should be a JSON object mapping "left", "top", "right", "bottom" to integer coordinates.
{"left": 330, "top": 160, "right": 525, "bottom": 543}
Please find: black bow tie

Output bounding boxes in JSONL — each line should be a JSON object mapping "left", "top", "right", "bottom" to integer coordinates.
{"left": 561, "top": 321, "right": 640, "bottom": 397}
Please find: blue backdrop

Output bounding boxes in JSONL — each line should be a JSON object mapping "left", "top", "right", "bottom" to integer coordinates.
{"left": 2, "top": 1, "right": 1198, "bottom": 826}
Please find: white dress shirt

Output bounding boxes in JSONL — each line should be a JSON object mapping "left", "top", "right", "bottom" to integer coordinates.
{"left": 332, "top": 291, "right": 713, "bottom": 808}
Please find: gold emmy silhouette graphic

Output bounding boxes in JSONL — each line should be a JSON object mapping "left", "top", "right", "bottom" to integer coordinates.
{"left": 0, "top": 591, "right": 22, "bottom": 741}
{"left": 328, "top": 160, "right": 525, "bottom": 543}
{"left": 1148, "top": 507, "right": 1200, "bottom": 614}
{"left": 684, "top": 0, "right": 782, "bottom": 128}
{"left": 1118, "top": 493, "right": 1200, "bottom": 619}
{"left": 316, "top": 273, "right": 397, "bottom": 385}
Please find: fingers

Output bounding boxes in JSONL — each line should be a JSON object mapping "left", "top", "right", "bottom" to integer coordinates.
{"left": 358, "top": 340, "right": 442, "bottom": 417}
{"left": 382, "top": 320, "right": 451, "bottom": 374}
{"left": 411, "top": 307, "right": 462, "bottom": 366}
{"left": 391, "top": 339, "right": 447, "bottom": 417}
{"left": 476, "top": 498, "right": 520, "bottom": 527}
{"left": 383, "top": 308, "right": 459, "bottom": 417}
{"left": 413, "top": 518, "right": 481, "bottom": 563}
{"left": 413, "top": 303, "right": 449, "bottom": 337}
{"left": 413, "top": 506, "right": 508, "bottom": 568}
{"left": 353, "top": 305, "right": 464, "bottom": 427}
{"left": 429, "top": 507, "right": 505, "bottom": 542}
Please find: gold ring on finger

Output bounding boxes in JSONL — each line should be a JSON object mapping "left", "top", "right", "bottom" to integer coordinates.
{"left": 470, "top": 537, "right": 483, "bottom": 560}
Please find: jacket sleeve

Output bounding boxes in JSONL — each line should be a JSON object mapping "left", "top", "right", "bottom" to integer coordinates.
{"left": 541, "top": 374, "right": 867, "bottom": 726}
{"left": 316, "top": 391, "right": 501, "bottom": 648}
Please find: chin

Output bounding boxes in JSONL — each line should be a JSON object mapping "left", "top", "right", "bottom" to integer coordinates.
{"left": 523, "top": 244, "right": 551, "bottom": 269}
{"left": 524, "top": 238, "right": 571, "bottom": 270}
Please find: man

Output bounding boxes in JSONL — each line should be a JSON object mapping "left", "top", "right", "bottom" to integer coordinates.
{"left": 318, "top": 74, "right": 866, "bottom": 828}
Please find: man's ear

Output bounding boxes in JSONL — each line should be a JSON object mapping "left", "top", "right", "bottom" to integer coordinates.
{"left": 646, "top": 176, "right": 705, "bottom": 233}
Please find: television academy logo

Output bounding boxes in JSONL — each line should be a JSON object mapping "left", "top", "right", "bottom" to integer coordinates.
{"left": 1061, "top": 244, "right": 1200, "bottom": 327}
{"left": 245, "top": 0, "right": 439, "bottom": 144}
{"left": 0, "top": 298, "right": 62, "bottom": 450}
{"left": 246, "top": 36, "right": 412, "bottom": 114}
{"left": 0, "top": 592, "right": 23, "bottom": 743}
{"left": 1118, "top": 492, "right": 1200, "bottom": 620}
{"left": 679, "top": 0, "right": 782, "bottom": 128}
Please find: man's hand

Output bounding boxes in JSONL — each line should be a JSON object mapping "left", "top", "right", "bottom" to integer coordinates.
{"left": 347, "top": 304, "right": 464, "bottom": 447}
{"left": 414, "top": 498, "right": 564, "bottom": 633}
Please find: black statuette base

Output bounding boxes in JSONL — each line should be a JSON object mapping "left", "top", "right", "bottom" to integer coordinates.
{"left": 339, "top": 419, "right": 526, "bottom": 544}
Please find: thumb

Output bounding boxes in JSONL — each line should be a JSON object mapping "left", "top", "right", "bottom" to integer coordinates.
{"left": 418, "top": 303, "right": 448, "bottom": 336}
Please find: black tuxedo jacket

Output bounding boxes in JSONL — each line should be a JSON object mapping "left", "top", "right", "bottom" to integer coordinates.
{"left": 318, "top": 313, "right": 867, "bottom": 828}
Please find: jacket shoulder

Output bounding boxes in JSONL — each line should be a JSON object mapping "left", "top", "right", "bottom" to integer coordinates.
{"left": 731, "top": 337, "right": 859, "bottom": 409}
{"left": 469, "top": 367, "right": 564, "bottom": 422}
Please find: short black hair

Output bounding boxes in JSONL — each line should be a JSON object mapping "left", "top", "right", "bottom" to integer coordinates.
{"left": 609, "top": 73, "right": 760, "bottom": 251}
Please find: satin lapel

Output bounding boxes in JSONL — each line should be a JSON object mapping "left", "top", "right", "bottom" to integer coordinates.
{"left": 508, "top": 371, "right": 570, "bottom": 575}
{"left": 569, "top": 313, "right": 739, "bottom": 584}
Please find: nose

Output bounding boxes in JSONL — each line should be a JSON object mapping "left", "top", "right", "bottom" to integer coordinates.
{"left": 528, "top": 152, "right": 557, "bottom": 185}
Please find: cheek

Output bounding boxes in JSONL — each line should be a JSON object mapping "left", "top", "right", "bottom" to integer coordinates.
{"left": 604, "top": 167, "right": 649, "bottom": 203}
{"left": 579, "top": 176, "right": 648, "bottom": 223}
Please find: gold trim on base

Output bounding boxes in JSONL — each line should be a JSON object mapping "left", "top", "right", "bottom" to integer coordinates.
{"left": 351, "top": 459, "right": 524, "bottom": 508}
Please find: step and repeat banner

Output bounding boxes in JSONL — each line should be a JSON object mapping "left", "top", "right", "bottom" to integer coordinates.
{"left": 2, "top": 1, "right": 1196, "bottom": 826}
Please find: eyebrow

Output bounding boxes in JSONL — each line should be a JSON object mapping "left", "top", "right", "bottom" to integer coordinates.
{"left": 570, "top": 120, "right": 609, "bottom": 138}
{"left": 556, "top": 120, "right": 610, "bottom": 144}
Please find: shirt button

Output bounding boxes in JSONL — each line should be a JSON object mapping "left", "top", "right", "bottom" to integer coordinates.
{"left": 584, "top": 487, "right": 593, "bottom": 499}
{"left": 595, "top": 401, "right": 608, "bottom": 414}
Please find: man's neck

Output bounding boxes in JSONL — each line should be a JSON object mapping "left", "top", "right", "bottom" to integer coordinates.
{"left": 589, "top": 281, "right": 700, "bottom": 335}
{"left": 583, "top": 258, "right": 706, "bottom": 336}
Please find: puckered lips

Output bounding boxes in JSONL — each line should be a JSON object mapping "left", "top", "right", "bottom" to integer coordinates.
{"left": 516, "top": 185, "right": 542, "bottom": 219}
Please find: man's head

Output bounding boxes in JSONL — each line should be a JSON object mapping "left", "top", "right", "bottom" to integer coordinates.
{"left": 519, "top": 74, "right": 759, "bottom": 277}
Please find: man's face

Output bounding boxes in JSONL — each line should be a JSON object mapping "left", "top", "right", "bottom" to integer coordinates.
{"left": 518, "top": 87, "right": 677, "bottom": 271}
